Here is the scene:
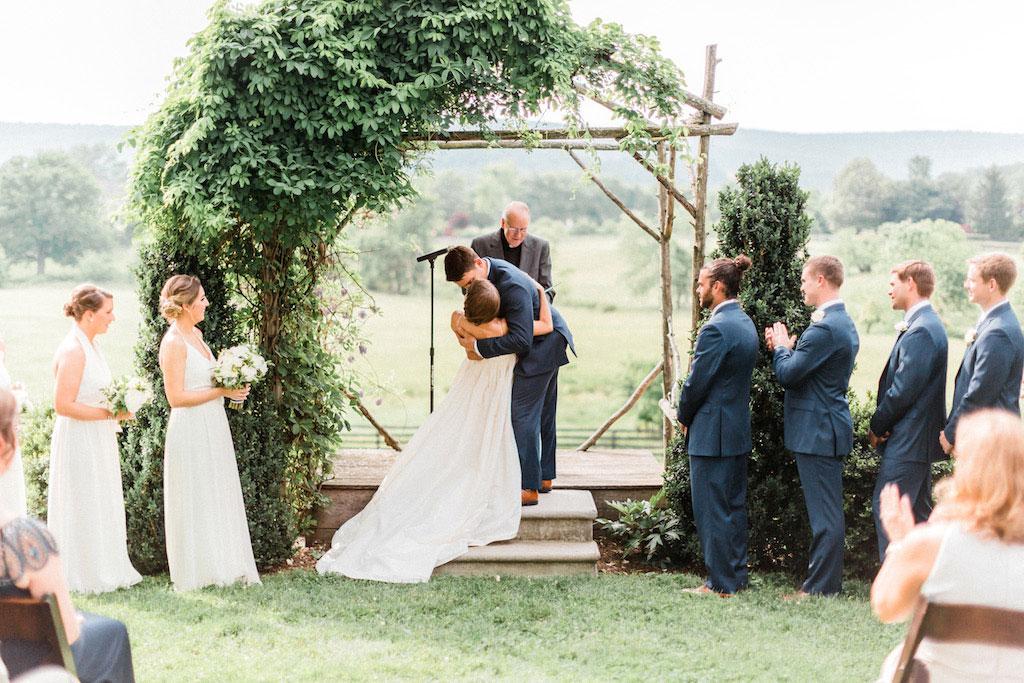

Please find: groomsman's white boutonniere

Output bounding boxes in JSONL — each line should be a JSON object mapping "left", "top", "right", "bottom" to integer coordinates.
{"left": 965, "top": 327, "right": 978, "bottom": 345}
{"left": 810, "top": 310, "right": 825, "bottom": 324}
{"left": 895, "top": 320, "right": 909, "bottom": 334}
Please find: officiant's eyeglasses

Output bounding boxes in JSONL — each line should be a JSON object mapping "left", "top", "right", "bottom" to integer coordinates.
{"left": 505, "top": 227, "right": 528, "bottom": 235}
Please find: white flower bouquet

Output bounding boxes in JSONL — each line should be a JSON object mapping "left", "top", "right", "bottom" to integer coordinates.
{"left": 211, "top": 345, "right": 269, "bottom": 409}
{"left": 101, "top": 376, "right": 155, "bottom": 425}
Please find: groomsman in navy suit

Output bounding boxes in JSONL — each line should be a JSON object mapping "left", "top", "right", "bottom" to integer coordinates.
{"left": 868, "top": 261, "right": 948, "bottom": 562}
{"left": 677, "top": 256, "right": 759, "bottom": 596}
{"left": 767, "top": 255, "right": 859, "bottom": 596}
{"left": 941, "top": 252, "right": 1024, "bottom": 454}
{"left": 445, "top": 247, "right": 574, "bottom": 506}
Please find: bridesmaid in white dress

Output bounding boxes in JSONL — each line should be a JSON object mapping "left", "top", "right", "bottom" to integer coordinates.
{"left": 0, "top": 337, "right": 27, "bottom": 516}
{"left": 48, "top": 284, "right": 142, "bottom": 593}
{"left": 317, "top": 279, "right": 551, "bottom": 583}
{"left": 157, "top": 274, "right": 259, "bottom": 591}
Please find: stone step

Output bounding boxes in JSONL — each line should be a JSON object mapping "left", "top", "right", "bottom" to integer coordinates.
{"left": 434, "top": 540, "right": 600, "bottom": 578}
{"left": 517, "top": 489, "right": 597, "bottom": 542}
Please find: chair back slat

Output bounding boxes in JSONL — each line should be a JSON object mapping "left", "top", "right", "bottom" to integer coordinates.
{"left": 893, "top": 598, "right": 1024, "bottom": 683}
{"left": 0, "top": 595, "right": 77, "bottom": 677}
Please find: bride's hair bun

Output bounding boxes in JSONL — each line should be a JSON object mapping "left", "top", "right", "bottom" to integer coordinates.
{"left": 64, "top": 284, "right": 112, "bottom": 321}
{"left": 159, "top": 274, "right": 202, "bottom": 321}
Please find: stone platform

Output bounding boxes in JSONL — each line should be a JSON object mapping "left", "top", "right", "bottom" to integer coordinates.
{"left": 312, "top": 447, "right": 663, "bottom": 545}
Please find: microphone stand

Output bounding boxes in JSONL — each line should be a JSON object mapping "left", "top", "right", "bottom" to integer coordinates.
{"left": 416, "top": 247, "right": 450, "bottom": 413}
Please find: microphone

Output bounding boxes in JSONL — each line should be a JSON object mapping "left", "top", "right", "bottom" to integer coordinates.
{"left": 416, "top": 247, "right": 450, "bottom": 262}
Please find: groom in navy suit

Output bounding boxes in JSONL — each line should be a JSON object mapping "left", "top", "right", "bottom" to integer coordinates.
{"left": 868, "top": 261, "right": 948, "bottom": 562}
{"left": 444, "top": 246, "right": 574, "bottom": 506}
{"left": 676, "top": 256, "right": 759, "bottom": 596}
{"left": 941, "top": 252, "right": 1024, "bottom": 454}
{"left": 767, "top": 255, "right": 859, "bottom": 596}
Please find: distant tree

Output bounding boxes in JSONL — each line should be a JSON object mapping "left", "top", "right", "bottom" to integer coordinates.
{"left": 355, "top": 194, "right": 440, "bottom": 294}
{"left": 908, "top": 155, "right": 932, "bottom": 181}
{"left": 0, "top": 152, "right": 104, "bottom": 275}
{"left": 970, "top": 166, "right": 1017, "bottom": 239}
{"left": 829, "top": 157, "right": 896, "bottom": 230}
{"left": 896, "top": 156, "right": 961, "bottom": 224}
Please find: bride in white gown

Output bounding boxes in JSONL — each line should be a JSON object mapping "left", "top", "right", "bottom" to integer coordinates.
{"left": 158, "top": 275, "right": 260, "bottom": 591}
{"left": 317, "top": 278, "right": 553, "bottom": 583}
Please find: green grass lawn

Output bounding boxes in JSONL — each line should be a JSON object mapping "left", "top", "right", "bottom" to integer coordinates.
{"left": 76, "top": 570, "right": 904, "bottom": 681}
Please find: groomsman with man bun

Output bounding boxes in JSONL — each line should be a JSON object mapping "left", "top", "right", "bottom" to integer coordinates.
{"left": 676, "top": 255, "right": 759, "bottom": 597}
{"left": 868, "top": 261, "right": 948, "bottom": 562}
{"left": 766, "top": 255, "right": 859, "bottom": 597}
{"left": 940, "top": 252, "right": 1024, "bottom": 454}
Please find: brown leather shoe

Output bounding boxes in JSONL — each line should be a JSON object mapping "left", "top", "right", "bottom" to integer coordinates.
{"left": 539, "top": 480, "right": 553, "bottom": 493}
{"left": 683, "top": 584, "right": 730, "bottom": 598}
{"left": 521, "top": 489, "right": 539, "bottom": 506}
{"left": 779, "top": 590, "right": 812, "bottom": 600}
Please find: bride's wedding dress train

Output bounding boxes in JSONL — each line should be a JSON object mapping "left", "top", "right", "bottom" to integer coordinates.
{"left": 317, "top": 355, "right": 520, "bottom": 583}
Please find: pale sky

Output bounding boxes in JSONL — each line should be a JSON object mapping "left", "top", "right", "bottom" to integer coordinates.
{"left": 1, "top": 0, "right": 1022, "bottom": 133}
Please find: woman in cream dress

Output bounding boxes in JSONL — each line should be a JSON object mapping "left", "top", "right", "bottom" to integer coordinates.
{"left": 48, "top": 284, "right": 141, "bottom": 593}
{"left": 158, "top": 274, "right": 259, "bottom": 591}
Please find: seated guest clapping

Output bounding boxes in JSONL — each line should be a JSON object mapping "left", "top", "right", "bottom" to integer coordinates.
{"left": 873, "top": 409, "right": 1024, "bottom": 681}
{"left": 0, "top": 387, "right": 136, "bottom": 683}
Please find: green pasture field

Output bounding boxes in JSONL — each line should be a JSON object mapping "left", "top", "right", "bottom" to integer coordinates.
{"left": 76, "top": 571, "right": 904, "bottom": 681}
{"left": 2, "top": 233, "right": 1019, "bottom": 433}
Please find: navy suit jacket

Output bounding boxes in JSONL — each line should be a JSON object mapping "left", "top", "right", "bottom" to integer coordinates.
{"left": 870, "top": 304, "right": 948, "bottom": 463}
{"left": 944, "top": 302, "right": 1024, "bottom": 444}
{"left": 476, "top": 258, "right": 574, "bottom": 377}
{"left": 677, "top": 301, "right": 759, "bottom": 457}
{"left": 773, "top": 303, "right": 860, "bottom": 457}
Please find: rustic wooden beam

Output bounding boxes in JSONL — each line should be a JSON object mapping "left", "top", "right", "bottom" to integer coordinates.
{"left": 344, "top": 390, "right": 402, "bottom": 451}
{"left": 598, "top": 57, "right": 728, "bottom": 119}
{"left": 632, "top": 152, "right": 698, "bottom": 218}
{"left": 571, "top": 81, "right": 659, "bottom": 128}
{"left": 566, "top": 149, "right": 660, "bottom": 242}
{"left": 411, "top": 139, "right": 628, "bottom": 151}
{"left": 689, "top": 45, "right": 718, "bottom": 340}
{"left": 577, "top": 361, "right": 664, "bottom": 451}
{"left": 404, "top": 122, "right": 737, "bottom": 144}
{"left": 657, "top": 142, "right": 676, "bottom": 450}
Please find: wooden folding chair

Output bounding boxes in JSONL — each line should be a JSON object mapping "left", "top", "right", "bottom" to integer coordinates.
{"left": 0, "top": 594, "right": 77, "bottom": 678}
{"left": 893, "top": 596, "right": 1024, "bottom": 682}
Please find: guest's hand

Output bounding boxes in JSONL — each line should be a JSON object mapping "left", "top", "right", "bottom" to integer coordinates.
{"left": 879, "top": 483, "right": 915, "bottom": 545}
{"left": 939, "top": 431, "right": 953, "bottom": 454}
{"left": 772, "top": 322, "right": 797, "bottom": 350}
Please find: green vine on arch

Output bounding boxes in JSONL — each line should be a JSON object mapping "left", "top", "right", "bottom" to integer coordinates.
{"left": 125, "top": 0, "right": 694, "bottom": 557}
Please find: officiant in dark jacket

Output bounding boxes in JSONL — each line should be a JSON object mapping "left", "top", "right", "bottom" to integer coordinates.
{"left": 677, "top": 256, "right": 758, "bottom": 596}
{"left": 868, "top": 260, "right": 948, "bottom": 563}
{"left": 471, "top": 201, "right": 554, "bottom": 302}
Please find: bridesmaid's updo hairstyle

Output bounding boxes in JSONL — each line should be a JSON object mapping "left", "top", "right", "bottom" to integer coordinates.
{"left": 63, "top": 284, "right": 113, "bottom": 321}
{"left": 464, "top": 280, "right": 500, "bottom": 325}
{"left": 160, "top": 275, "right": 202, "bottom": 321}
{"left": 704, "top": 254, "right": 753, "bottom": 298}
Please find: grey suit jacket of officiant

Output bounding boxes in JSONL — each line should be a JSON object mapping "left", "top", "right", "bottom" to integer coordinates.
{"left": 471, "top": 229, "right": 554, "bottom": 302}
